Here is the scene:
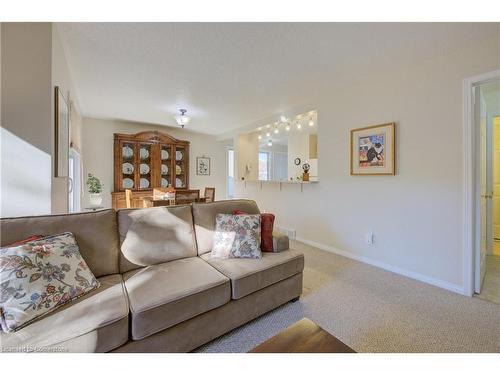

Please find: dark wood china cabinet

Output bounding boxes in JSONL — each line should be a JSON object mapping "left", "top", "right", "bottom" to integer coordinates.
{"left": 112, "top": 131, "right": 189, "bottom": 209}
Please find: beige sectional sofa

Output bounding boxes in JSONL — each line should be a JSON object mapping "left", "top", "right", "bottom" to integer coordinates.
{"left": 0, "top": 200, "right": 304, "bottom": 352}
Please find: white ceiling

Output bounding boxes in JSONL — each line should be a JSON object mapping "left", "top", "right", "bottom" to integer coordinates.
{"left": 57, "top": 23, "right": 499, "bottom": 135}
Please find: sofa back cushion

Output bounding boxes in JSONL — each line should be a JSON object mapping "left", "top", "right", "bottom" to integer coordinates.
{"left": 192, "top": 200, "right": 260, "bottom": 255}
{"left": 0, "top": 210, "right": 119, "bottom": 278}
{"left": 117, "top": 205, "right": 197, "bottom": 273}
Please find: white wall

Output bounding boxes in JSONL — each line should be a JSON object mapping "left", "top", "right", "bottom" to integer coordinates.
{"left": 234, "top": 133, "right": 258, "bottom": 181}
{"left": 51, "top": 24, "right": 82, "bottom": 214}
{"left": 1, "top": 23, "right": 53, "bottom": 217}
{"left": 0, "top": 23, "right": 82, "bottom": 217}
{"left": 235, "top": 29, "right": 500, "bottom": 294}
{"left": 81, "top": 117, "right": 227, "bottom": 208}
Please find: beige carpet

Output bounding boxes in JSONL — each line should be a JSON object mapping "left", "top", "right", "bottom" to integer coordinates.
{"left": 196, "top": 240, "right": 500, "bottom": 353}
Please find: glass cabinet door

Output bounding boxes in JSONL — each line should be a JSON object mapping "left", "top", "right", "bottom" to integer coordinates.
{"left": 160, "top": 144, "right": 172, "bottom": 188}
{"left": 137, "top": 143, "right": 153, "bottom": 190}
{"left": 121, "top": 141, "right": 135, "bottom": 190}
{"left": 174, "top": 146, "right": 187, "bottom": 188}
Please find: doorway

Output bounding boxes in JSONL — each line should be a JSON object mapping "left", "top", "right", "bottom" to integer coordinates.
{"left": 466, "top": 73, "right": 500, "bottom": 302}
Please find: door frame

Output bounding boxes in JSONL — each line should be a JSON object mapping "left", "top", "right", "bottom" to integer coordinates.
{"left": 463, "top": 69, "right": 500, "bottom": 296}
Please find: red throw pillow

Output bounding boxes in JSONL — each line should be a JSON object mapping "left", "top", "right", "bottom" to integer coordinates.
{"left": 6, "top": 235, "right": 45, "bottom": 247}
{"left": 233, "top": 210, "right": 275, "bottom": 252}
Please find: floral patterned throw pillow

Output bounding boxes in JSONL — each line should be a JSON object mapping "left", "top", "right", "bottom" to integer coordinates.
{"left": 211, "top": 214, "right": 262, "bottom": 259}
{"left": 0, "top": 232, "right": 100, "bottom": 333}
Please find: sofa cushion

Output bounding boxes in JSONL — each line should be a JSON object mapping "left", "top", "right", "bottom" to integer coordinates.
{"left": 0, "top": 232, "right": 100, "bottom": 332}
{"left": 0, "top": 210, "right": 119, "bottom": 278}
{"left": 123, "top": 257, "right": 230, "bottom": 340}
{"left": 0, "top": 274, "right": 129, "bottom": 352}
{"left": 192, "top": 200, "right": 260, "bottom": 255}
{"left": 200, "top": 249, "right": 304, "bottom": 299}
{"left": 211, "top": 214, "right": 262, "bottom": 259}
{"left": 117, "top": 205, "right": 197, "bottom": 273}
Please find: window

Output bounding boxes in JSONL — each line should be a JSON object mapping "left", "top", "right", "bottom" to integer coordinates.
{"left": 68, "top": 148, "right": 82, "bottom": 213}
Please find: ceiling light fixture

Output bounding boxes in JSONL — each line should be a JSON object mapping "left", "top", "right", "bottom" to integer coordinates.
{"left": 267, "top": 139, "right": 273, "bottom": 147}
{"left": 280, "top": 115, "right": 288, "bottom": 123}
{"left": 297, "top": 121, "right": 302, "bottom": 130}
{"left": 285, "top": 124, "right": 290, "bottom": 131}
{"left": 258, "top": 134, "right": 262, "bottom": 140}
{"left": 175, "top": 109, "right": 191, "bottom": 128}
{"left": 308, "top": 117, "right": 314, "bottom": 127}
{"left": 274, "top": 127, "right": 279, "bottom": 134}
{"left": 266, "top": 131, "right": 271, "bottom": 137}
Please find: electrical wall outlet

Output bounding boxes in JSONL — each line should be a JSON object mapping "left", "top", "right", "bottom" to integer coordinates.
{"left": 366, "top": 230, "right": 374, "bottom": 245}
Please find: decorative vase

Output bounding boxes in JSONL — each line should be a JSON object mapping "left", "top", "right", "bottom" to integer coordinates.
{"left": 89, "top": 193, "right": 102, "bottom": 207}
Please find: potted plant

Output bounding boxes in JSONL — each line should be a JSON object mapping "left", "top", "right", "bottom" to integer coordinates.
{"left": 87, "top": 173, "right": 103, "bottom": 206}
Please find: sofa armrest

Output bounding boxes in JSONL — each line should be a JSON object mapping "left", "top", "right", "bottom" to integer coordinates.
{"left": 272, "top": 231, "right": 290, "bottom": 252}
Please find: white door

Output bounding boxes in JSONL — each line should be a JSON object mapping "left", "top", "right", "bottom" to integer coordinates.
{"left": 493, "top": 116, "right": 500, "bottom": 254}
{"left": 475, "top": 86, "right": 489, "bottom": 293}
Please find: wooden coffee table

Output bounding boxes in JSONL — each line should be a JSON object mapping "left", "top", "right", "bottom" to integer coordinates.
{"left": 249, "top": 318, "right": 356, "bottom": 353}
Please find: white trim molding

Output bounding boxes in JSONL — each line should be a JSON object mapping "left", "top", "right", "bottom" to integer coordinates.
{"left": 295, "top": 237, "right": 466, "bottom": 295}
{"left": 462, "top": 69, "right": 500, "bottom": 297}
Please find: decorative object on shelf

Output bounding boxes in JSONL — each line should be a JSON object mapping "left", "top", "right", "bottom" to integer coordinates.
{"left": 350, "top": 122, "right": 395, "bottom": 175}
{"left": 140, "top": 147, "right": 149, "bottom": 160}
{"left": 176, "top": 177, "right": 183, "bottom": 188}
{"left": 122, "top": 178, "right": 134, "bottom": 189}
{"left": 175, "top": 109, "right": 191, "bottom": 128}
{"left": 122, "top": 162, "right": 134, "bottom": 174}
{"left": 161, "top": 149, "right": 169, "bottom": 160}
{"left": 302, "top": 163, "right": 310, "bottom": 182}
{"left": 176, "top": 165, "right": 182, "bottom": 175}
{"left": 140, "top": 178, "right": 150, "bottom": 189}
{"left": 294, "top": 157, "right": 301, "bottom": 166}
{"left": 54, "top": 86, "right": 69, "bottom": 177}
{"left": 140, "top": 163, "right": 150, "bottom": 174}
{"left": 87, "top": 173, "right": 103, "bottom": 206}
{"left": 196, "top": 156, "right": 211, "bottom": 175}
{"left": 123, "top": 145, "right": 133, "bottom": 158}
{"left": 113, "top": 131, "right": 190, "bottom": 209}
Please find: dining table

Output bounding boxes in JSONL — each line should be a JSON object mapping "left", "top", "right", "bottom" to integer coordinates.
{"left": 142, "top": 196, "right": 207, "bottom": 208}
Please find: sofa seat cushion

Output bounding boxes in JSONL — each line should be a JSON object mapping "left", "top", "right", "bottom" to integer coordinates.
{"left": 123, "top": 257, "right": 230, "bottom": 340}
{"left": 0, "top": 274, "right": 129, "bottom": 352}
{"left": 200, "top": 249, "right": 304, "bottom": 299}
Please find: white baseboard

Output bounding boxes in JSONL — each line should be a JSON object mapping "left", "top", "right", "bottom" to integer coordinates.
{"left": 295, "top": 236, "right": 466, "bottom": 296}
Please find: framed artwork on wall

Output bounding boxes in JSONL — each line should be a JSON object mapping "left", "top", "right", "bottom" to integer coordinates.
{"left": 54, "top": 86, "right": 69, "bottom": 177}
{"left": 350, "top": 122, "right": 395, "bottom": 175}
{"left": 196, "top": 156, "right": 211, "bottom": 175}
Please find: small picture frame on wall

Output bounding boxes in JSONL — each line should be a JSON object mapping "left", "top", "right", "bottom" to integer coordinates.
{"left": 196, "top": 156, "right": 211, "bottom": 175}
{"left": 54, "top": 86, "right": 69, "bottom": 177}
{"left": 350, "top": 122, "right": 395, "bottom": 175}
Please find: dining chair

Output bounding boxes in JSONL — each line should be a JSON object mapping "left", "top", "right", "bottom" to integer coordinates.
{"left": 175, "top": 189, "right": 200, "bottom": 205}
{"left": 125, "top": 189, "right": 133, "bottom": 208}
{"left": 204, "top": 187, "right": 215, "bottom": 203}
